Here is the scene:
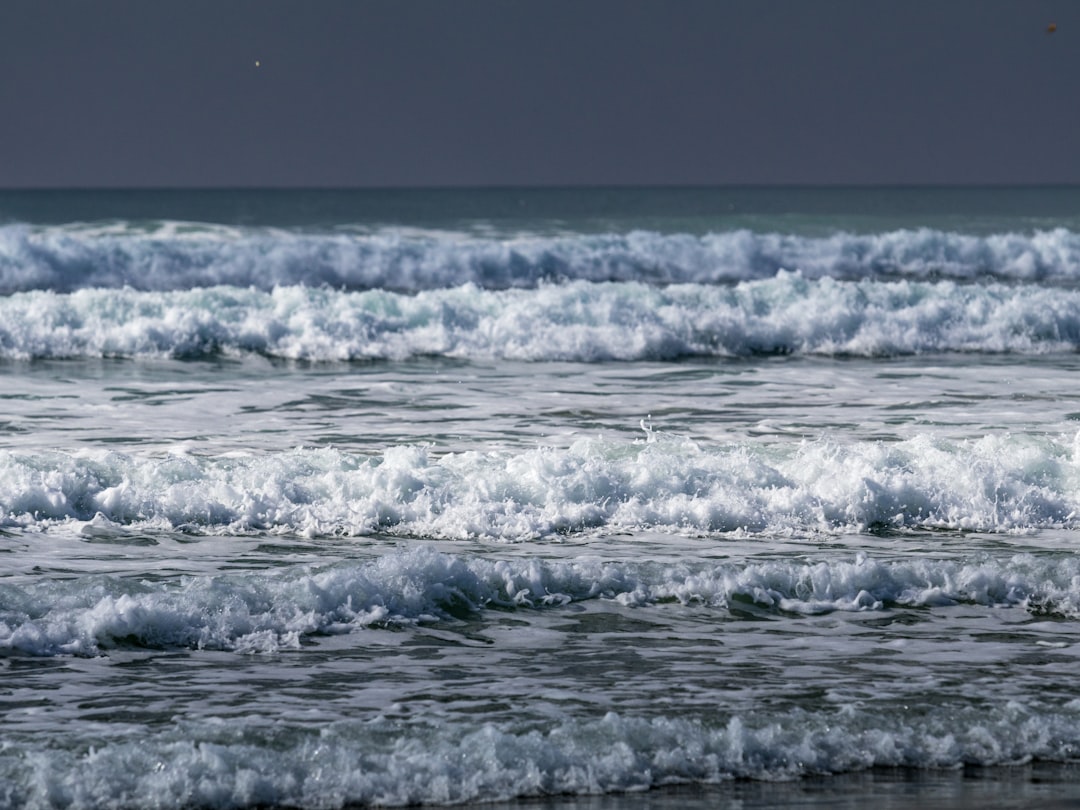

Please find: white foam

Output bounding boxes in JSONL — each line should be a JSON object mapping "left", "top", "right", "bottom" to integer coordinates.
{"left": 2, "top": 275, "right": 1080, "bottom": 360}
{"left": 2, "top": 703, "right": 1079, "bottom": 807}
{"left": 2, "top": 431, "right": 1078, "bottom": 539}
{"left": 3, "top": 223, "right": 1080, "bottom": 294}
{"left": 3, "top": 547, "right": 1080, "bottom": 656}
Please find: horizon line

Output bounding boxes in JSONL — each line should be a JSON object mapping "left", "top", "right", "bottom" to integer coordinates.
{"left": 3, "top": 182, "right": 1080, "bottom": 193}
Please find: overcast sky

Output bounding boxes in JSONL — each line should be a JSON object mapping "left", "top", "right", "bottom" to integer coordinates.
{"left": 1, "top": 1, "right": 1077, "bottom": 187}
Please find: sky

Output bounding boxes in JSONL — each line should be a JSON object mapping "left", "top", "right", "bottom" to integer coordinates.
{"left": 1, "top": 0, "right": 1078, "bottom": 188}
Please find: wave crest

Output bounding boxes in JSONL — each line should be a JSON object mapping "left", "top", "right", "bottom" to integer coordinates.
{"left": 3, "top": 275, "right": 1080, "bottom": 361}
{"left": 4, "top": 704, "right": 1079, "bottom": 807}
{"left": 2, "top": 223, "right": 1080, "bottom": 294}
{"left": 2, "top": 431, "right": 1077, "bottom": 540}
{"left": 4, "top": 547, "right": 1080, "bottom": 657}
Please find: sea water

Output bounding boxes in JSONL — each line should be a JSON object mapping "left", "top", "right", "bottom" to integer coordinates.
{"left": 3, "top": 187, "right": 1080, "bottom": 808}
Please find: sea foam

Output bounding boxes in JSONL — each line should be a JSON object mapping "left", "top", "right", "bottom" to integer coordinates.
{"left": 3, "top": 275, "right": 1080, "bottom": 360}
{"left": 3, "top": 547, "right": 1080, "bottom": 657}
{"left": 2, "top": 430, "right": 1077, "bottom": 540}
{"left": 2, "top": 223, "right": 1080, "bottom": 294}
{"left": 2, "top": 669, "right": 1080, "bottom": 807}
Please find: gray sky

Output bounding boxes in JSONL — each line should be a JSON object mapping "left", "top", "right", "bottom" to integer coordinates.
{"left": 1, "top": 0, "right": 1077, "bottom": 187}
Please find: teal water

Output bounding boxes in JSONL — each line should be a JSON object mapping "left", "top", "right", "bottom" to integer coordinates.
{"left": 3, "top": 185, "right": 1080, "bottom": 234}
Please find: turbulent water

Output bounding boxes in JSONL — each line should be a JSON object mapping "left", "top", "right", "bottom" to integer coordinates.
{"left": 3, "top": 187, "right": 1080, "bottom": 809}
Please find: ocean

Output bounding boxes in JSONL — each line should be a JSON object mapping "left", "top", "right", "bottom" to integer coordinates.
{"left": 3, "top": 186, "right": 1080, "bottom": 809}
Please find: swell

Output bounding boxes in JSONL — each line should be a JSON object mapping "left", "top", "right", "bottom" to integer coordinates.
{"left": 2, "top": 223, "right": 1080, "bottom": 294}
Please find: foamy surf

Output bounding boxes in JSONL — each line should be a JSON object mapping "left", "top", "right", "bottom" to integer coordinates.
{"left": 7, "top": 189, "right": 1080, "bottom": 810}
{"left": 3, "top": 547, "right": 1080, "bottom": 657}
{"left": 3, "top": 223, "right": 1080, "bottom": 295}
{"left": 3, "top": 274, "right": 1080, "bottom": 360}
{"left": 3, "top": 700, "right": 1080, "bottom": 808}
{"left": 1, "top": 430, "right": 1077, "bottom": 538}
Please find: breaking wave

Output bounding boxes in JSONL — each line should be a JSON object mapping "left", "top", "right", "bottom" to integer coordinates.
{"left": 4, "top": 275, "right": 1080, "bottom": 360}
{"left": 4, "top": 546, "right": 1080, "bottom": 657}
{"left": 1, "top": 222, "right": 1079, "bottom": 294}
{"left": 3, "top": 430, "right": 1078, "bottom": 540}
{"left": 4, "top": 703, "right": 1079, "bottom": 808}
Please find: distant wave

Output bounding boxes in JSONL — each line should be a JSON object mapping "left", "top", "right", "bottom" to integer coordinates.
{"left": 1, "top": 222, "right": 1080, "bottom": 293}
{"left": 2, "top": 430, "right": 1077, "bottom": 540}
{"left": 3, "top": 275, "right": 1080, "bottom": 360}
